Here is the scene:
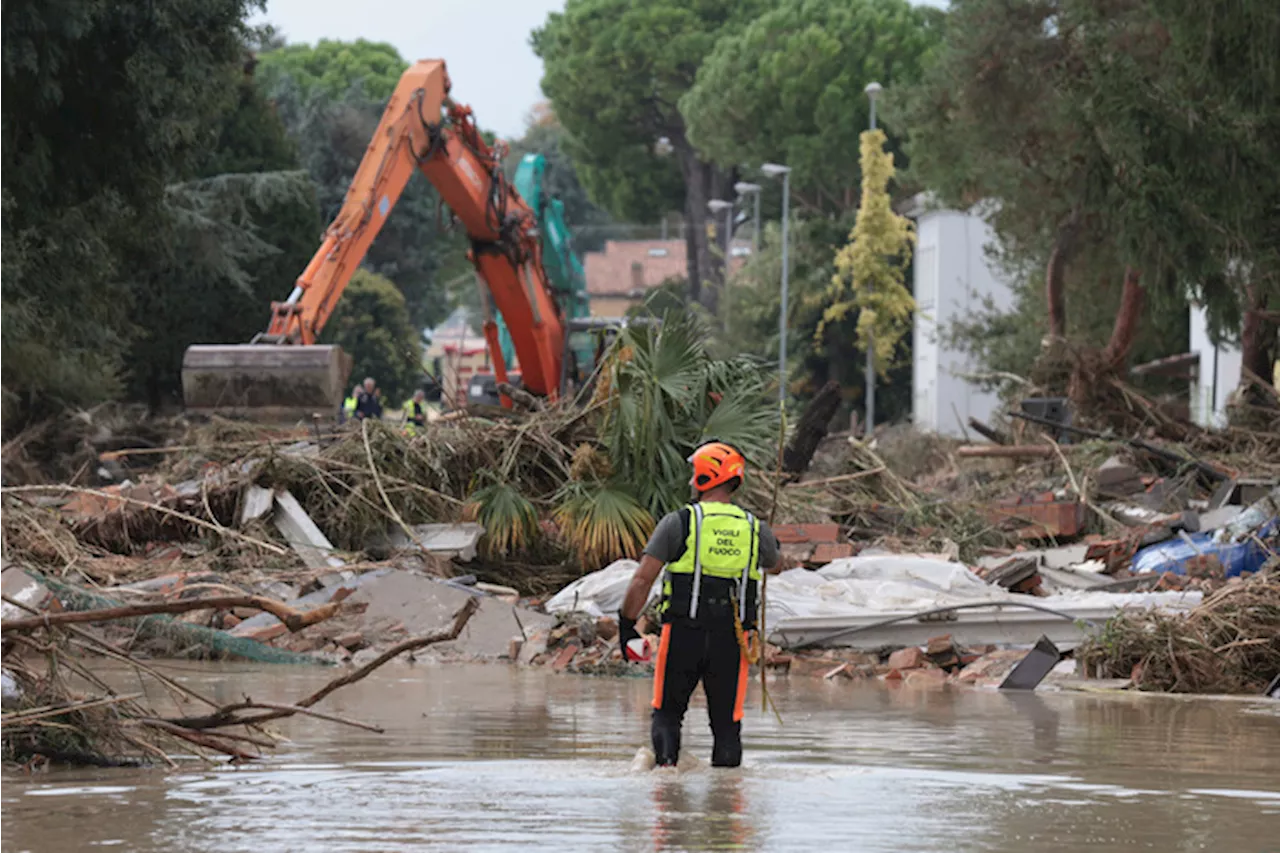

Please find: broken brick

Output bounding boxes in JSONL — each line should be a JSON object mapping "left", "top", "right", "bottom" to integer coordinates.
{"left": 987, "top": 495, "right": 1085, "bottom": 540}
{"left": 334, "top": 631, "right": 365, "bottom": 651}
{"left": 904, "top": 667, "right": 947, "bottom": 687}
{"left": 771, "top": 523, "right": 841, "bottom": 545}
{"left": 925, "top": 635, "right": 955, "bottom": 656}
{"left": 822, "top": 663, "right": 854, "bottom": 680}
{"left": 551, "top": 642, "right": 580, "bottom": 672}
{"left": 809, "top": 542, "right": 855, "bottom": 565}
{"left": 789, "top": 655, "right": 841, "bottom": 677}
{"left": 887, "top": 646, "right": 927, "bottom": 671}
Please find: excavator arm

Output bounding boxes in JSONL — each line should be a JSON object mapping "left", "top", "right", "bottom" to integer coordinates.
{"left": 182, "top": 60, "right": 564, "bottom": 416}
{"left": 498, "top": 153, "right": 590, "bottom": 370}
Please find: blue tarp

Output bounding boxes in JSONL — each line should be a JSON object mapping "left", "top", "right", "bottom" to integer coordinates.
{"left": 1132, "top": 519, "right": 1278, "bottom": 577}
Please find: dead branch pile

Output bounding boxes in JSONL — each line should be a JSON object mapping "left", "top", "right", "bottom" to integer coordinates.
{"left": 1079, "top": 568, "right": 1280, "bottom": 694}
{"left": 1, "top": 596, "right": 478, "bottom": 767}
{"left": 254, "top": 412, "right": 595, "bottom": 550}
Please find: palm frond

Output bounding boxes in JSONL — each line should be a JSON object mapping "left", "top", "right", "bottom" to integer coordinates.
{"left": 464, "top": 482, "right": 540, "bottom": 558}
{"left": 553, "top": 480, "right": 655, "bottom": 570}
{"left": 596, "top": 309, "right": 781, "bottom": 516}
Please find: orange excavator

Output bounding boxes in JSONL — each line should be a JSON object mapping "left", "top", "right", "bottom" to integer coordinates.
{"left": 181, "top": 59, "right": 565, "bottom": 418}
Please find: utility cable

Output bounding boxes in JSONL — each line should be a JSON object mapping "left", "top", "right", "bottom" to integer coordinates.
{"left": 780, "top": 600, "right": 1102, "bottom": 651}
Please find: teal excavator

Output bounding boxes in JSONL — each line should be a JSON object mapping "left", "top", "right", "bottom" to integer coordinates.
{"left": 462, "top": 153, "right": 602, "bottom": 405}
{"left": 504, "top": 153, "right": 593, "bottom": 374}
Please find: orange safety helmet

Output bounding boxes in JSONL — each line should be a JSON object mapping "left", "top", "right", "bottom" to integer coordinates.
{"left": 688, "top": 441, "right": 746, "bottom": 493}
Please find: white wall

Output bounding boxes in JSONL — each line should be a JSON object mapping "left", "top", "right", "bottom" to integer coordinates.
{"left": 1188, "top": 303, "right": 1242, "bottom": 428}
{"left": 911, "top": 205, "right": 1014, "bottom": 437}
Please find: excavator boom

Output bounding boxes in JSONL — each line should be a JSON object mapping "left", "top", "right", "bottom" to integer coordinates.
{"left": 182, "top": 60, "right": 564, "bottom": 418}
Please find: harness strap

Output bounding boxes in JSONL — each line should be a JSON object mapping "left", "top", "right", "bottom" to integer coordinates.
{"left": 689, "top": 504, "right": 705, "bottom": 619}
{"left": 739, "top": 512, "right": 757, "bottom": 623}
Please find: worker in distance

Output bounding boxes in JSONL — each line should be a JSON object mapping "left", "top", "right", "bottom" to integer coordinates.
{"left": 618, "top": 441, "right": 780, "bottom": 768}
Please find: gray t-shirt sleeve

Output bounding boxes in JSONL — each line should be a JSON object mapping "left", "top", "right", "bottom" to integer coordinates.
{"left": 642, "top": 509, "right": 689, "bottom": 563}
{"left": 757, "top": 521, "right": 780, "bottom": 569}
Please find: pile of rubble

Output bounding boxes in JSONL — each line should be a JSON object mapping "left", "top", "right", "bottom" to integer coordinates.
{"left": 3, "top": 393, "right": 1278, "bottom": 768}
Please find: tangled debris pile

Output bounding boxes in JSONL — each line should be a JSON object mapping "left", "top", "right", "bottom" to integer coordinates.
{"left": 1079, "top": 569, "right": 1280, "bottom": 694}
{"left": 1, "top": 588, "right": 478, "bottom": 768}
{"left": 3, "top": 377, "right": 1278, "bottom": 767}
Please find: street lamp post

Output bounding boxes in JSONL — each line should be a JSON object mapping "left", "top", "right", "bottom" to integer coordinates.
{"left": 761, "top": 163, "right": 791, "bottom": 405}
{"left": 734, "top": 181, "right": 762, "bottom": 255}
{"left": 708, "top": 198, "right": 735, "bottom": 334}
{"left": 863, "top": 81, "right": 882, "bottom": 435}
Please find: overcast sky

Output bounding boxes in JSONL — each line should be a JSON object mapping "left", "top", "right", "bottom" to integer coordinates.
{"left": 254, "top": 0, "right": 949, "bottom": 140}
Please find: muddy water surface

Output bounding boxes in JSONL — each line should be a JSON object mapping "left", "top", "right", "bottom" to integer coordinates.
{"left": 3, "top": 663, "right": 1278, "bottom": 852}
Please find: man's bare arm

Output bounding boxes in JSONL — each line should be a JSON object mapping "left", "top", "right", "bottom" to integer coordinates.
{"left": 620, "top": 554, "right": 664, "bottom": 621}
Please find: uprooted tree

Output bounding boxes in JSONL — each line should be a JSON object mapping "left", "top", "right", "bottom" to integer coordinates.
{"left": 898, "top": 0, "right": 1280, "bottom": 417}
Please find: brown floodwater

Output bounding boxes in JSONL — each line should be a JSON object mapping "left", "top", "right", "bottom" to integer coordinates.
{"left": 2, "top": 662, "right": 1278, "bottom": 852}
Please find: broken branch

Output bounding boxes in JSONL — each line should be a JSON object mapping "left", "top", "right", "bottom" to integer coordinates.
{"left": 2, "top": 595, "right": 340, "bottom": 635}
{"left": 956, "top": 445, "right": 1056, "bottom": 459}
{"left": 226, "top": 597, "right": 480, "bottom": 729}
{"left": 786, "top": 467, "right": 887, "bottom": 489}
{"left": 167, "top": 701, "right": 384, "bottom": 733}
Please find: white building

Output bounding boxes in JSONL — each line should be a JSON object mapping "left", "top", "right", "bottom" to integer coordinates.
{"left": 1188, "top": 303, "right": 1242, "bottom": 429}
{"left": 905, "top": 195, "right": 1015, "bottom": 437}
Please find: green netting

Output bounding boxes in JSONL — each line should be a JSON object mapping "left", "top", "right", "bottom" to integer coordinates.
{"left": 40, "top": 576, "right": 333, "bottom": 666}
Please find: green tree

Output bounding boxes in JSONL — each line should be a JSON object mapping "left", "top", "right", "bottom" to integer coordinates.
{"left": 261, "top": 49, "right": 464, "bottom": 331}
{"left": 126, "top": 63, "right": 322, "bottom": 407}
{"left": 681, "top": 0, "right": 943, "bottom": 214}
{"left": 2, "top": 0, "right": 262, "bottom": 428}
{"left": 597, "top": 310, "right": 780, "bottom": 515}
{"left": 896, "top": 0, "right": 1167, "bottom": 399}
{"left": 534, "top": 0, "right": 768, "bottom": 309}
{"left": 727, "top": 218, "right": 912, "bottom": 421}
{"left": 255, "top": 39, "right": 408, "bottom": 103}
{"left": 821, "top": 130, "right": 916, "bottom": 375}
{"left": 322, "top": 269, "right": 425, "bottom": 404}
{"left": 125, "top": 171, "right": 319, "bottom": 408}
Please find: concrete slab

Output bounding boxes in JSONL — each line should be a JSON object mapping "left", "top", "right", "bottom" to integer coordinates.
{"left": 229, "top": 569, "right": 392, "bottom": 637}
{"left": 1198, "top": 506, "right": 1244, "bottom": 532}
{"left": 273, "top": 489, "right": 345, "bottom": 570}
{"left": 1, "top": 566, "right": 53, "bottom": 621}
{"left": 241, "top": 485, "right": 274, "bottom": 525}
{"left": 387, "top": 523, "right": 485, "bottom": 561}
{"left": 976, "top": 544, "right": 1090, "bottom": 573}
{"left": 347, "top": 571, "right": 554, "bottom": 659}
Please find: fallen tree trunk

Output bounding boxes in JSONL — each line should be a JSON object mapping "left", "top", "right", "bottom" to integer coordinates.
{"left": 966, "top": 417, "right": 1009, "bottom": 445}
{"left": 783, "top": 380, "right": 841, "bottom": 474}
{"left": 2, "top": 595, "right": 340, "bottom": 636}
{"left": 19, "top": 578, "right": 331, "bottom": 665}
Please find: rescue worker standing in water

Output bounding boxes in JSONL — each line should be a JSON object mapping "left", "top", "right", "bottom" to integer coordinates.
{"left": 618, "top": 441, "right": 780, "bottom": 768}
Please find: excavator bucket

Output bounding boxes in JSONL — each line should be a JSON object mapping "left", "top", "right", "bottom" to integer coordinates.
{"left": 181, "top": 344, "right": 353, "bottom": 422}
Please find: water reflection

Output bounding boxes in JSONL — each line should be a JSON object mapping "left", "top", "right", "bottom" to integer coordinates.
{"left": 2, "top": 663, "right": 1277, "bottom": 853}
